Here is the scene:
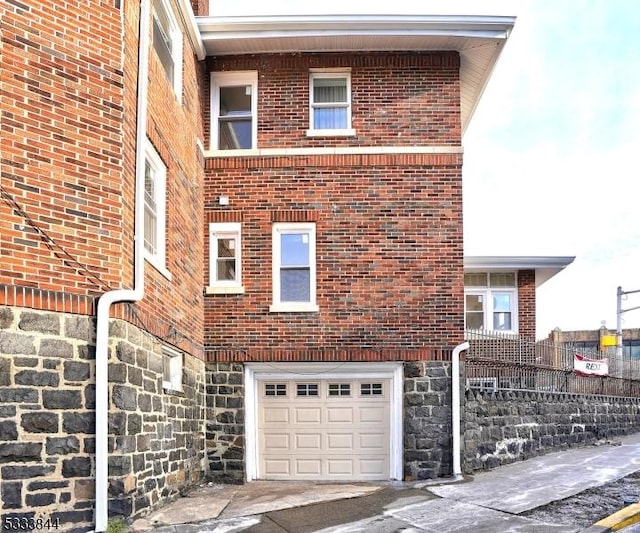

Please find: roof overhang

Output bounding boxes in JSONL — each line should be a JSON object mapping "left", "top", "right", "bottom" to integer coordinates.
{"left": 464, "top": 256, "right": 576, "bottom": 288}
{"left": 195, "top": 14, "right": 515, "bottom": 133}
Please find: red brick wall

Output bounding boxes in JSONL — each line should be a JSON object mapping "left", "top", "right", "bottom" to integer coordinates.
{"left": 206, "top": 52, "right": 461, "bottom": 149}
{"left": 517, "top": 269, "right": 536, "bottom": 341}
{"left": 1, "top": 0, "right": 206, "bottom": 354}
{"left": 1, "top": 0, "right": 125, "bottom": 295}
{"left": 204, "top": 153, "right": 464, "bottom": 361}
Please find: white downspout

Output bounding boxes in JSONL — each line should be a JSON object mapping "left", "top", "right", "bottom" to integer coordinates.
{"left": 451, "top": 341, "right": 469, "bottom": 480}
{"left": 94, "top": 1, "right": 151, "bottom": 531}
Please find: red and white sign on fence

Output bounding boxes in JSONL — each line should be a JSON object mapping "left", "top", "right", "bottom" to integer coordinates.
{"left": 574, "top": 353, "right": 609, "bottom": 376}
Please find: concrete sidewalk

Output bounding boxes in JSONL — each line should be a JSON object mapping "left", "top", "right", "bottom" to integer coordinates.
{"left": 130, "top": 432, "right": 640, "bottom": 532}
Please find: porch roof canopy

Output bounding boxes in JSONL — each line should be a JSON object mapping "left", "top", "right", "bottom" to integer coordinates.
{"left": 464, "top": 255, "right": 576, "bottom": 288}
{"left": 196, "top": 14, "right": 515, "bottom": 133}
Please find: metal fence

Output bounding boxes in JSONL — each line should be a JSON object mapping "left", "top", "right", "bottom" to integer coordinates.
{"left": 465, "top": 329, "right": 640, "bottom": 397}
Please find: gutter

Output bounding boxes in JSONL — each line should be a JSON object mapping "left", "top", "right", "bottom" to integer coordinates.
{"left": 94, "top": 0, "right": 151, "bottom": 530}
{"left": 451, "top": 341, "right": 469, "bottom": 480}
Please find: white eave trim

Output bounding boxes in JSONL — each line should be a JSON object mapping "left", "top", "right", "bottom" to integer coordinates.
{"left": 464, "top": 255, "right": 576, "bottom": 288}
{"left": 464, "top": 256, "right": 576, "bottom": 271}
{"left": 196, "top": 14, "right": 515, "bottom": 39}
{"left": 176, "top": 0, "right": 206, "bottom": 60}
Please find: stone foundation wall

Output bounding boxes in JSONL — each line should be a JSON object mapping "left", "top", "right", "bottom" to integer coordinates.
{"left": 0, "top": 307, "right": 206, "bottom": 532}
{"left": 205, "top": 363, "right": 245, "bottom": 483}
{"left": 463, "top": 389, "right": 640, "bottom": 472}
{"left": 403, "top": 361, "right": 456, "bottom": 480}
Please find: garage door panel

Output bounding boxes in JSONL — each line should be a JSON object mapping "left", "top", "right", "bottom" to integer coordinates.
{"left": 263, "top": 459, "right": 291, "bottom": 476}
{"left": 263, "top": 407, "right": 290, "bottom": 424}
{"left": 359, "top": 406, "right": 386, "bottom": 423}
{"left": 360, "top": 458, "right": 386, "bottom": 475}
{"left": 327, "top": 459, "right": 353, "bottom": 475}
{"left": 359, "top": 433, "right": 385, "bottom": 450}
{"left": 295, "top": 433, "right": 322, "bottom": 450}
{"left": 326, "top": 407, "right": 354, "bottom": 423}
{"left": 327, "top": 433, "right": 353, "bottom": 450}
{"left": 296, "top": 459, "right": 322, "bottom": 475}
{"left": 294, "top": 407, "right": 322, "bottom": 424}
{"left": 263, "top": 433, "right": 290, "bottom": 450}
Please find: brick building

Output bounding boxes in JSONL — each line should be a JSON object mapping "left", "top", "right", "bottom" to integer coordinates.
{"left": 0, "top": 3, "right": 525, "bottom": 531}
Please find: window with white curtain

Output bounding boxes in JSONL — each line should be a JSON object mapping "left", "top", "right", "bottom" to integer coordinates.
{"left": 207, "top": 222, "right": 244, "bottom": 293}
{"left": 307, "top": 70, "right": 355, "bottom": 136}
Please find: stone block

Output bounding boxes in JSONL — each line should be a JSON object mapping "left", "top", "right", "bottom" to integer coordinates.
{"left": 112, "top": 384, "right": 137, "bottom": 411}
{"left": 0, "top": 332, "right": 36, "bottom": 355}
{"left": 1, "top": 481, "right": 22, "bottom": 509}
{"left": 21, "top": 412, "right": 58, "bottom": 433}
{"left": 116, "top": 341, "right": 136, "bottom": 364}
{"left": 43, "top": 389, "right": 82, "bottom": 409}
{"left": 62, "top": 457, "right": 92, "bottom": 478}
{"left": 0, "top": 442, "right": 42, "bottom": 463}
{"left": 14, "top": 357, "right": 38, "bottom": 367}
{"left": 27, "top": 480, "right": 68, "bottom": 490}
{"left": 109, "top": 363, "right": 127, "bottom": 383}
{"left": 26, "top": 492, "right": 56, "bottom": 507}
{"left": 39, "top": 339, "right": 73, "bottom": 358}
{"left": 1, "top": 465, "right": 55, "bottom": 479}
{"left": 63, "top": 413, "right": 95, "bottom": 434}
{"left": 74, "top": 479, "right": 95, "bottom": 500}
{"left": 46, "top": 437, "right": 80, "bottom": 455}
{"left": 0, "top": 307, "right": 14, "bottom": 328}
{"left": 19, "top": 312, "right": 60, "bottom": 335}
{"left": 0, "top": 387, "right": 38, "bottom": 404}
{"left": 0, "top": 421, "right": 18, "bottom": 441}
{"left": 109, "top": 455, "right": 132, "bottom": 476}
{"left": 15, "top": 370, "right": 59, "bottom": 387}
{"left": 64, "top": 361, "right": 91, "bottom": 381}
{"left": 0, "top": 358, "right": 11, "bottom": 386}
{"left": 64, "top": 315, "right": 95, "bottom": 342}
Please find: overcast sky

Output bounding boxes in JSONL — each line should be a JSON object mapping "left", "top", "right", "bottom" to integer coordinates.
{"left": 211, "top": 1, "right": 640, "bottom": 338}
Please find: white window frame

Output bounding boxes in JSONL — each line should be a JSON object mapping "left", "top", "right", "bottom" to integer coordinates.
{"left": 162, "top": 345, "right": 183, "bottom": 392}
{"left": 464, "top": 272, "right": 518, "bottom": 333}
{"left": 207, "top": 222, "right": 244, "bottom": 294}
{"left": 143, "top": 140, "right": 170, "bottom": 278}
{"left": 210, "top": 71, "right": 258, "bottom": 151}
{"left": 307, "top": 69, "right": 355, "bottom": 137}
{"left": 152, "top": 0, "right": 183, "bottom": 101}
{"left": 270, "top": 222, "right": 318, "bottom": 313}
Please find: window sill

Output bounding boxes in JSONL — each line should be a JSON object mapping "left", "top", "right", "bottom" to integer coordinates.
{"left": 144, "top": 255, "right": 172, "bottom": 281}
{"left": 162, "top": 385, "right": 184, "bottom": 396}
{"left": 269, "top": 303, "right": 320, "bottom": 313}
{"left": 305, "top": 128, "right": 356, "bottom": 137}
{"left": 205, "top": 285, "right": 245, "bottom": 295}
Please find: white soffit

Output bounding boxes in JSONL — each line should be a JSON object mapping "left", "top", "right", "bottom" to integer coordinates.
{"left": 196, "top": 14, "right": 515, "bottom": 133}
{"left": 464, "top": 256, "right": 576, "bottom": 288}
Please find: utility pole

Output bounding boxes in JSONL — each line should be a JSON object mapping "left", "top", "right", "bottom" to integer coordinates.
{"left": 616, "top": 286, "right": 640, "bottom": 357}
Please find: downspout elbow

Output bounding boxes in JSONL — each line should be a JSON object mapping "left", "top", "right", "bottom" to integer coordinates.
{"left": 452, "top": 341, "right": 469, "bottom": 480}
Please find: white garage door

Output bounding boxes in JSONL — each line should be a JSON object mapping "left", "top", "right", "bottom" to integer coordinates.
{"left": 257, "top": 378, "right": 391, "bottom": 480}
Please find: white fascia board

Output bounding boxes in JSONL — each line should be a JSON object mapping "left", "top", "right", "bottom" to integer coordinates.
{"left": 176, "top": 0, "right": 206, "bottom": 59}
{"left": 197, "top": 14, "right": 515, "bottom": 36}
{"left": 464, "top": 256, "right": 576, "bottom": 288}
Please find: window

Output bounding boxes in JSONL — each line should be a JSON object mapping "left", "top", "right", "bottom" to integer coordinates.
{"left": 143, "top": 140, "right": 168, "bottom": 274}
{"left": 308, "top": 70, "right": 354, "bottom": 136}
{"left": 296, "top": 383, "right": 319, "bottom": 397}
{"left": 265, "top": 383, "right": 287, "bottom": 397}
{"left": 360, "top": 383, "right": 383, "bottom": 396}
{"left": 211, "top": 71, "right": 258, "bottom": 150}
{"left": 208, "top": 223, "right": 243, "bottom": 293}
{"left": 162, "top": 345, "right": 183, "bottom": 392}
{"left": 328, "top": 383, "right": 351, "bottom": 396}
{"left": 152, "top": 0, "right": 183, "bottom": 98}
{"left": 464, "top": 272, "right": 517, "bottom": 332}
{"left": 270, "top": 223, "right": 318, "bottom": 312}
